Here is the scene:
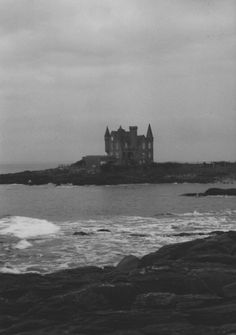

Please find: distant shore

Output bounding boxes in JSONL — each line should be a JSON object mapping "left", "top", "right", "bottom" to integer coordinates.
{"left": 0, "top": 161, "right": 235, "bottom": 186}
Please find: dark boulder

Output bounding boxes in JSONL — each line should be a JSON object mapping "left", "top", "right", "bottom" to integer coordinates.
{"left": 139, "top": 231, "right": 236, "bottom": 267}
{"left": 116, "top": 255, "right": 140, "bottom": 273}
{"left": 73, "top": 231, "right": 91, "bottom": 236}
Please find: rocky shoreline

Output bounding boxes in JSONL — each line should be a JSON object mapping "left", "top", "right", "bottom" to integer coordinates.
{"left": 1, "top": 231, "right": 236, "bottom": 334}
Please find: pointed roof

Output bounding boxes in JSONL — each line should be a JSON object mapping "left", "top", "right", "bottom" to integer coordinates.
{"left": 118, "top": 125, "right": 125, "bottom": 132}
{"left": 105, "top": 126, "right": 110, "bottom": 137}
{"left": 146, "top": 124, "right": 153, "bottom": 139}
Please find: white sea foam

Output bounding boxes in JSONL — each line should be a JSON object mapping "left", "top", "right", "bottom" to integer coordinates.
{"left": 14, "top": 239, "right": 32, "bottom": 249}
{"left": 180, "top": 210, "right": 203, "bottom": 217}
{"left": 0, "top": 266, "right": 22, "bottom": 274}
{"left": 0, "top": 216, "right": 60, "bottom": 238}
{"left": 0, "top": 264, "right": 40, "bottom": 274}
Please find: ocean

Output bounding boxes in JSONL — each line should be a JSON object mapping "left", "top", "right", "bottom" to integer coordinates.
{"left": 0, "top": 181, "right": 236, "bottom": 274}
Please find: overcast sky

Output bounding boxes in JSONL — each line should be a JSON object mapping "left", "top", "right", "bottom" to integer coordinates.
{"left": 0, "top": 0, "right": 235, "bottom": 164}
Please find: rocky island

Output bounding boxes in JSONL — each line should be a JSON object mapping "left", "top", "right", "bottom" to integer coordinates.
{"left": 1, "top": 231, "right": 236, "bottom": 334}
{"left": 0, "top": 161, "right": 235, "bottom": 186}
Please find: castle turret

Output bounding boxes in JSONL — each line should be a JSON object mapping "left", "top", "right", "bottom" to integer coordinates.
{"left": 129, "top": 126, "right": 138, "bottom": 148}
{"left": 104, "top": 126, "right": 110, "bottom": 154}
{"left": 146, "top": 124, "right": 154, "bottom": 162}
{"left": 146, "top": 124, "right": 153, "bottom": 139}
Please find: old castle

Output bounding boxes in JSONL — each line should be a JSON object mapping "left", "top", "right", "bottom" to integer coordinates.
{"left": 104, "top": 125, "right": 154, "bottom": 165}
{"left": 79, "top": 125, "right": 154, "bottom": 169}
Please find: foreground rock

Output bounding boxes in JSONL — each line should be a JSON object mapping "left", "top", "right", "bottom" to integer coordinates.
{"left": 1, "top": 231, "right": 236, "bottom": 334}
{"left": 183, "top": 187, "right": 236, "bottom": 197}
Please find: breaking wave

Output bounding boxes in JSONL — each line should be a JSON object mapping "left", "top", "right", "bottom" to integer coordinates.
{"left": 0, "top": 216, "right": 60, "bottom": 239}
{"left": 14, "top": 239, "right": 33, "bottom": 249}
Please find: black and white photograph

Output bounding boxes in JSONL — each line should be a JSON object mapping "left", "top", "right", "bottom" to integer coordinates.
{"left": 0, "top": 1, "right": 236, "bottom": 334}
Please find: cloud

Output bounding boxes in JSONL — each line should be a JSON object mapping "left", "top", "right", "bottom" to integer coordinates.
{"left": 0, "top": 0, "right": 235, "bottom": 163}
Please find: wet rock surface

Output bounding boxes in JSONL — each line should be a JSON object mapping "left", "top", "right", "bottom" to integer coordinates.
{"left": 1, "top": 232, "right": 236, "bottom": 334}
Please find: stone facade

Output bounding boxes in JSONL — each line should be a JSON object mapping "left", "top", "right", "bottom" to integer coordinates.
{"left": 104, "top": 125, "right": 154, "bottom": 165}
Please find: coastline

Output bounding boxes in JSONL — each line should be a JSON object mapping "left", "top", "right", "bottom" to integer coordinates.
{"left": 1, "top": 231, "right": 236, "bottom": 334}
{"left": 0, "top": 162, "right": 235, "bottom": 186}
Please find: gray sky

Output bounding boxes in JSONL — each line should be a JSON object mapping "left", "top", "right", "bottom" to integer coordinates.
{"left": 0, "top": 0, "right": 235, "bottom": 164}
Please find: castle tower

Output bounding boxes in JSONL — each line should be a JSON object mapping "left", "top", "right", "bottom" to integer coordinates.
{"left": 146, "top": 124, "right": 154, "bottom": 162}
{"left": 104, "top": 126, "right": 110, "bottom": 154}
{"left": 129, "top": 126, "right": 138, "bottom": 148}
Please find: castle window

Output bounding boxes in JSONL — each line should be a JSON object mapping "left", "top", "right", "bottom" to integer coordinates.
{"left": 142, "top": 142, "right": 146, "bottom": 150}
{"left": 148, "top": 142, "right": 152, "bottom": 149}
{"left": 125, "top": 142, "right": 128, "bottom": 149}
{"left": 111, "top": 136, "right": 114, "bottom": 141}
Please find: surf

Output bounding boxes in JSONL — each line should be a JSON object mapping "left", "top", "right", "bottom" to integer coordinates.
{"left": 0, "top": 216, "right": 60, "bottom": 239}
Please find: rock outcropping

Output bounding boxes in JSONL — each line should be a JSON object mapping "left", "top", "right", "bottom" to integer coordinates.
{"left": 1, "top": 231, "right": 236, "bottom": 334}
{"left": 183, "top": 187, "right": 236, "bottom": 197}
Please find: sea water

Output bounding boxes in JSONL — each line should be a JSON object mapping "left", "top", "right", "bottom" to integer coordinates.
{"left": 0, "top": 182, "right": 235, "bottom": 274}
